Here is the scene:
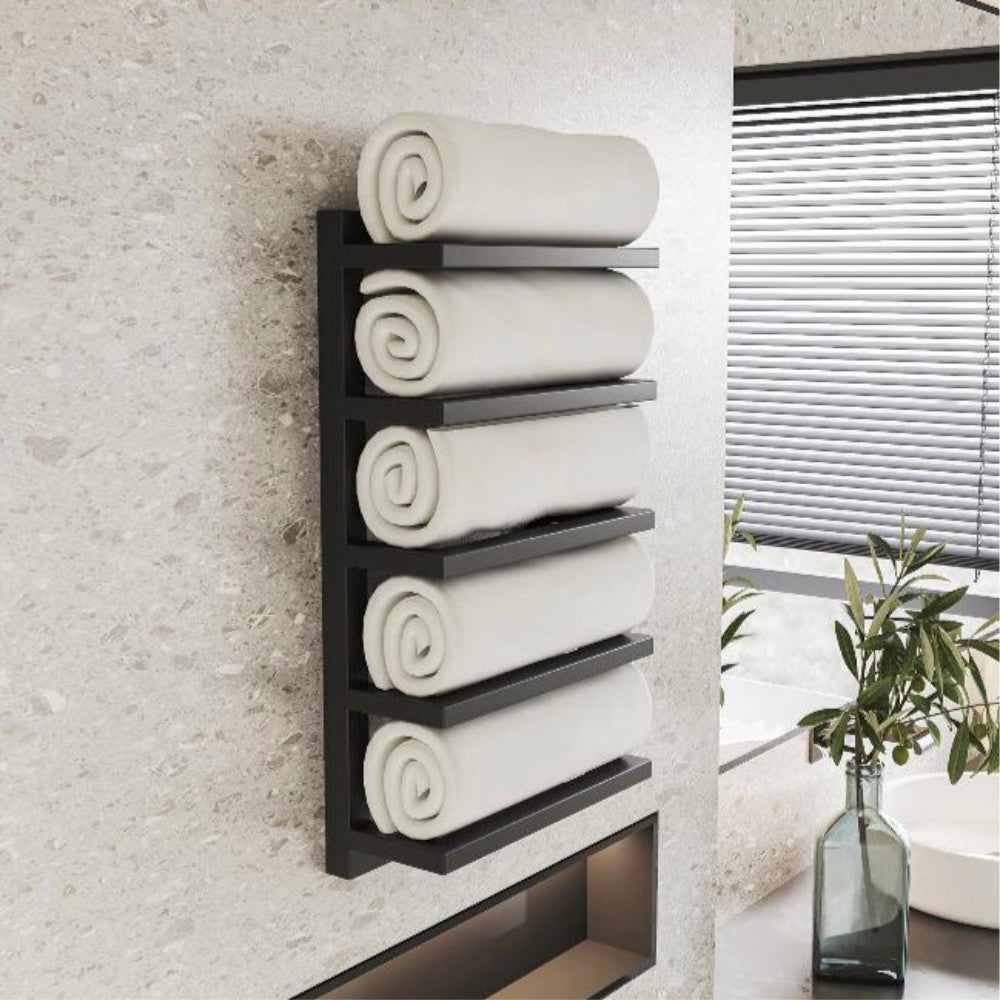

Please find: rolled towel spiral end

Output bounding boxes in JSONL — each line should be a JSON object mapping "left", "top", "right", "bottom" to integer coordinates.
{"left": 355, "top": 271, "right": 443, "bottom": 395}
{"left": 364, "top": 577, "right": 450, "bottom": 693}
{"left": 356, "top": 426, "right": 441, "bottom": 541}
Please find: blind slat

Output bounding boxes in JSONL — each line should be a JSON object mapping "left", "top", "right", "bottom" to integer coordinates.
{"left": 736, "top": 92, "right": 996, "bottom": 123}
{"left": 729, "top": 388, "right": 998, "bottom": 410}
{"left": 731, "top": 320, "right": 997, "bottom": 334}
{"left": 726, "top": 478, "right": 998, "bottom": 507}
{"left": 733, "top": 516, "right": 996, "bottom": 559}
{"left": 728, "top": 458, "right": 988, "bottom": 488}
{"left": 729, "top": 500, "right": 1000, "bottom": 534}
{"left": 733, "top": 182, "right": 994, "bottom": 201}
{"left": 734, "top": 112, "right": 999, "bottom": 137}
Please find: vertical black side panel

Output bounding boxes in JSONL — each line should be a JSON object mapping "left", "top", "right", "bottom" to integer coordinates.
{"left": 317, "top": 210, "right": 385, "bottom": 878}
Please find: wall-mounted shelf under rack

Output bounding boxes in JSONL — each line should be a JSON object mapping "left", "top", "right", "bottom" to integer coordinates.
{"left": 318, "top": 209, "right": 658, "bottom": 878}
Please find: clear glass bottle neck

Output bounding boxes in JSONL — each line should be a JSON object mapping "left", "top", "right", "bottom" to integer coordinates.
{"left": 845, "top": 761, "right": 883, "bottom": 812}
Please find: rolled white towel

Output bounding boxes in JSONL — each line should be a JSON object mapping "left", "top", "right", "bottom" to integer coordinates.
{"left": 363, "top": 537, "right": 654, "bottom": 696}
{"left": 355, "top": 406, "right": 649, "bottom": 548}
{"left": 355, "top": 269, "right": 653, "bottom": 397}
{"left": 364, "top": 664, "right": 651, "bottom": 839}
{"left": 357, "top": 112, "right": 658, "bottom": 245}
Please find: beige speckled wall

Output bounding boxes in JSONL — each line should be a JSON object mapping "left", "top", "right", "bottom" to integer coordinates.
{"left": 735, "top": 0, "right": 996, "bottom": 65}
{"left": 1, "top": 2, "right": 733, "bottom": 998}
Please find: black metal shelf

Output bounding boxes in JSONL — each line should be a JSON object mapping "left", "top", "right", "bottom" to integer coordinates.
{"left": 348, "top": 506, "right": 654, "bottom": 579}
{"left": 346, "top": 756, "right": 652, "bottom": 875}
{"left": 345, "top": 378, "right": 656, "bottom": 427}
{"left": 318, "top": 209, "right": 658, "bottom": 879}
{"left": 335, "top": 241, "right": 659, "bottom": 271}
{"left": 348, "top": 632, "right": 653, "bottom": 728}
{"left": 324, "top": 208, "right": 659, "bottom": 270}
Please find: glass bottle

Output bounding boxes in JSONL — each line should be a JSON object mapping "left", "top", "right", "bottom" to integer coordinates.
{"left": 813, "top": 760, "right": 910, "bottom": 984}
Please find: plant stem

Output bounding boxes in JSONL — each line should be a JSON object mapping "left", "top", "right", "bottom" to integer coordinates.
{"left": 901, "top": 700, "right": 998, "bottom": 725}
{"left": 853, "top": 709, "right": 877, "bottom": 932}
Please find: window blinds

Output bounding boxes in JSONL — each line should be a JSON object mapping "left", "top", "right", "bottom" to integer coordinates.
{"left": 727, "top": 88, "right": 1000, "bottom": 570}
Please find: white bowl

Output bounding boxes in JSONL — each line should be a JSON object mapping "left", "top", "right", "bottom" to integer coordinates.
{"left": 887, "top": 772, "right": 999, "bottom": 929}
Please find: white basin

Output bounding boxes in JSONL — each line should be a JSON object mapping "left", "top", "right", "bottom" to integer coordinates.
{"left": 887, "top": 772, "right": 999, "bottom": 929}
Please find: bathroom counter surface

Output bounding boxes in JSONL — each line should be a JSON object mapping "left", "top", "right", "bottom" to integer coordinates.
{"left": 716, "top": 868, "right": 999, "bottom": 999}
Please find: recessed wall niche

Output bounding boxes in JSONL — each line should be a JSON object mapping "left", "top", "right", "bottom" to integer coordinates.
{"left": 295, "top": 815, "right": 656, "bottom": 1000}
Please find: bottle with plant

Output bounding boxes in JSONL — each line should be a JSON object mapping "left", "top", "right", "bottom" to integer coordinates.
{"left": 798, "top": 519, "right": 999, "bottom": 985}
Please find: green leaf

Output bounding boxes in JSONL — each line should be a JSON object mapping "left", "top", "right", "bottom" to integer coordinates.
{"left": 830, "top": 713, "right": 849, "bottom": 764}
{"left": 919, "top": 626, "right": 935, "bottom": 680}
{"left": 877, "top": 712, "right": 903, "bottom": 735}
{"left": 722, "top": 588, "right": 758, "bottom": 615}
{"left": 973, "top": 612, "right": 1000, "bottom": 637}
{"left": 916, "top": 587, "right": 968, "bottom": 619}
{"left": 858, "top": 676, "right": 894, "bottom": 709}
{"left": 964, "top": 639, "right": 999, "bottom": 662}
{"left": 906, "top": 543, "right": 947, "bottom": 574}
{"left": 967, "top": 658, "right": 991, "bottom": 706}
{"left": 798, "top": 707, "right": 844, "bottom": 728}
{"left": 860, "top": 711, "right": 885, "bottom": 753}
{"left": 844, "top": 559, "right": 864, "bottom": 631}
{"left": 948, "top": 722, "right": 970, "bottom": 784}
{"left": 944, "top": 682, "right": 963, "bottom": 705}
{"left": 721, "top": 609, "right": 754, "bottom": 651}
{"left": 731, "top": 495, "right": 744, "bottom": 525}
{"left": 834, "top": 621, "right": 858, "bottom": 678}
{"left": 926, "top": 719, "right": 941, "bottom": 746}
{"left": 906, "top": 526, "right": 928, "bottom": 563}
{"left": 867, "top": 535, "right": 885, "bottom": 587}
{"left": 867, "top": 532, "right": 897, "bottom": 566}
{"left": 867, "top": 594, "right": 899, "bottom": 639}
{"left": 936, "top": 630, "right": 967, "bottom": 688}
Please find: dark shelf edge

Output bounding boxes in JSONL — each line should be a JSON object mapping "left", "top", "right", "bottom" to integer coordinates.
{"left": 347, "top": 755, "right": 652, "bottom": 875}
{"left": 347, "top": 632, "right": 654, "bottom": 727}
{"left": 344, "top": 379, "right": 657, "bottom": 427}
{"left": 335, "top": 243, "right": 660, "bottom": 270}
{"left": 347, "top": 506, "right": 655, "bottom": 578}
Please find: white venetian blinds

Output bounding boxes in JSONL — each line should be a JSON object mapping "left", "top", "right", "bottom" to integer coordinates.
{"left": 727, "top": 88, "right": 1000, "bottom": 569}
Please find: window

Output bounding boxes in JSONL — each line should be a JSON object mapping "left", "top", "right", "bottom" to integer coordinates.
{"left": 727, "top": 51, "right": 999, "bottom": 573}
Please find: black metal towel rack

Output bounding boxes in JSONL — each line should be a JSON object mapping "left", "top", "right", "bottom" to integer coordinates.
{"left": 318, "top": 209, "right": 659, "bottom": 878}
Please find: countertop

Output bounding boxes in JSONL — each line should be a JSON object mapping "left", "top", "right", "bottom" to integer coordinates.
{"left": 716, "top": 869, "right": 999, "bottom": 999}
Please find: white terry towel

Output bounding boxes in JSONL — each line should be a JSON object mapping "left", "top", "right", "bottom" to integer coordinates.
{"left": 358, "top": 112, "right": 658, "bottom": 246}
{"left": 363, "top": 537, "right": 653, "bottom": 696}
{"left": 356, "top": 406, "right": 649, "bottom": 548}
{"left": 364, "top": 664, "right": 651, "bottom": 839}
{"left": 355, "top": 269, "right": 653, "bottom": 397}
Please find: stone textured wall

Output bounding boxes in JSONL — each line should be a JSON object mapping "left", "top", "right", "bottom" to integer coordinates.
{"left": 1, "top": 2, "right": 733, "bottom": 997}
{"left": 736, "top": 0, "right": 996, "bottom": 66}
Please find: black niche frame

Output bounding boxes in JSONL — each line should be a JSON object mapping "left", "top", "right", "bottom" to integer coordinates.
{"left": 294, "top": 813, "right": 659, "bottom": 999}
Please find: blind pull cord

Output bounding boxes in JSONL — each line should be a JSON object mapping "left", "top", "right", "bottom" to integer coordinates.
{"left": 974, "top": 93, "right": 999, "bottom": 583}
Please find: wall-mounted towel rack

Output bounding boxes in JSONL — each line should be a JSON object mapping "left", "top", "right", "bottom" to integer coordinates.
{"left": 318, "top": 209, "right": 658, "bottom": 879}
